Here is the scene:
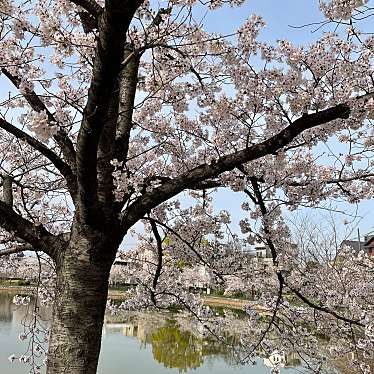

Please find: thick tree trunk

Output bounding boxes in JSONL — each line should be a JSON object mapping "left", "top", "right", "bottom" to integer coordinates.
{"left": 46, "top": 236, "right": 115, "bottom": 374}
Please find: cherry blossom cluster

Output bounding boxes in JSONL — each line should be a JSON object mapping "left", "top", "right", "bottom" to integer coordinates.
{"left": 320, "top": 0, "right": 369, "bottom": 19}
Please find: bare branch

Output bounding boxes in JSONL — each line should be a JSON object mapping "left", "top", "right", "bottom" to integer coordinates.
{"left": 246, "top": 177, "right": 365, "bottom": 328}
{"left": 248, "top": 177, "right": 278, "bottom": 264}
{"left": 144, "top": 216, "right": 225, "bottom": 282}
{"left": 287, "top": 173, "right": 374, "bottom": 187}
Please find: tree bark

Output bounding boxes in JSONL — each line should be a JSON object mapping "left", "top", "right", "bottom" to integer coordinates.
{"left": 46, "top": 236, "right": 114, "bottom": 374}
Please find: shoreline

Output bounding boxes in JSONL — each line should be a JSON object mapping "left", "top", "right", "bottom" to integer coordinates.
{"left": 201, "top": 295, "right": 250, "bottom": 309}
{"left": 0, "top": 286, "right": 264, "bottom": 311}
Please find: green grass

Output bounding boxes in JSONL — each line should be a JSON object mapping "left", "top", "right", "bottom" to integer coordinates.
{"left": 212, "top": 289, "right": 225, "bottom": 296}
{"left": 0, "top": 279, "right": 32, "bottom": 286}
{"left": 210, "top": 289, "right": 252, "bottom": 300}
{"left": 109, "top": 285, "right": 135, "bottom": 292}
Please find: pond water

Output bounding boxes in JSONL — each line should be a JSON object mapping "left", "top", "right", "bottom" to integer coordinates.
{"left": 0, "top": 292, "right": 308, "bottom": 374}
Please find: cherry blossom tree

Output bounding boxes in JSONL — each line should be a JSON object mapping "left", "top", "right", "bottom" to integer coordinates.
{"left": 0, "top": 0, "right": 374, "bottom": 373}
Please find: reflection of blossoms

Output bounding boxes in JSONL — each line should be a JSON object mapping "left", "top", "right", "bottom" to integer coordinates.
{"left": 19, "top": 355, "right": 30, "bottom": 363}
{"left": 365, "top": 324, "right": 374, "bottom": 339}
{"left": 13, "top": 295, "right": 31, "bottom": 306}
{"left": 8, "top": 296, "right": 50, "bottom": 372}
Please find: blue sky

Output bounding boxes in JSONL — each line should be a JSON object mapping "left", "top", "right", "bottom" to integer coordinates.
{"left": 201, "top": 0, "right": 322, "bottom": 42}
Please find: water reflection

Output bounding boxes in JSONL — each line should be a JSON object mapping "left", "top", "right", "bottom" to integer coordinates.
{"left": 102, "top": 311, "right": 301, "bottom": 373}
{"left": 151, "top": 321, "right": 204, "bottom": 371}
{"left": 0, "top": 291, "right": 369, "bottom": 374}
{"left": 104, "top": 313, "right": 230, "bottom": 371}
{"left": 0, "top": 292, "right": 13, "bottom": 322}
{"left": 2, "top": 292, "right": 289, "bottom": 374}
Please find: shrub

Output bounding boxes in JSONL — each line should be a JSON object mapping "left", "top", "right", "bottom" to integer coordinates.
{"left": 10, "top": 279, "right": 31, "bottom": 286}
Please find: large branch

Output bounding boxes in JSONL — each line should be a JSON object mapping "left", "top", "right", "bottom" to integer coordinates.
{"left": 70, "top": 0, "right": 103, "bottom": 17}
{"left": 70, "top": 0, "right": 103, "bottom": 33}
{"left": 0, "top": 244, "right": 35, "bottom": 257}
{"left": 1, "top": 175, "right": 13, "bottom": 207}
{"left": 284, "top": 280, "right": 364, "bottom": 327}
{"left": 76, "top": 0, "right": 144, "bottom": 223}
{"left": 121, "top": 94, "right": 373, "bottom": 231}
{"left": 114, "top": 9, "right": 175, "bottom": 162}
{"left": 0, "top": 118, "right": 78, "bottom": 199}
{"left": 0, "top": 201, "right": 57, "bottom": 257}
{"left": 115, "top": 46, "right": 140, "bottom": 162}
{"left": 1, "top": 69, "right": 77, "bottom": 171}
{"left": 97, "top": 93, "right": 119, "bottom": 206}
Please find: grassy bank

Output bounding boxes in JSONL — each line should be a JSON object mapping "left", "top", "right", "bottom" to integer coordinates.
{"left": 0, "top": 285, "right": 129, "bottom": 299}
{"left": 0, "top": 285, "right": 264, "bottom": 311}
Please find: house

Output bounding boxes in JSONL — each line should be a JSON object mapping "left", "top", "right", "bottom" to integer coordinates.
{"left": 251, "top": 242, "right": 298, "bottom": 267}
{"left": 182, "top": 265, "right": 212, "bottom": 294}
{"left": 341, "top": 233, "right": 374, "bottom": 257}
{"left": 263, "top": 350, "right": 301, "bottom": 369}
{"left": 340, "top": 239, "right": 365, "bottom": 253}
{"left": 255, "top": 243, "right": 273, "bottom": 259}
{"left": 254, "top": 243, "right": 273, "bottom": 266}
{"left": 364, "top": 235, "right": 374, "bottom": 257}
{"left": 109, "top": 253, "right": 144, "bottom": 287}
